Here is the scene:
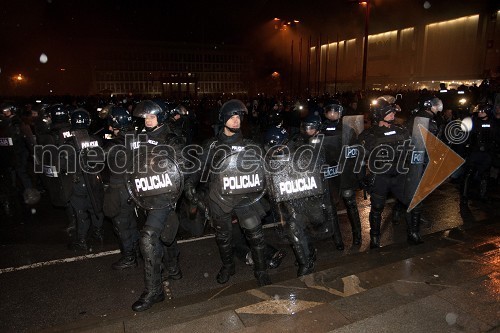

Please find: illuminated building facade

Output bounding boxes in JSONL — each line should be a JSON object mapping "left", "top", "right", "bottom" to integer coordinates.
{"left": 310, "top": 10, "right": 500, "bottom": 92}
{"left": 91, "top": 40, "right": 251, "bottom": 98}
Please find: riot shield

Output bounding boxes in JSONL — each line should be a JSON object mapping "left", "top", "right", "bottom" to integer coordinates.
{"left": 342, "top": 115, "right": 364, "bottom": 149}
{"left": 39, "top": 145, "right": 74, "bottom": 207}
{"left": 212, "top": 149, "right": 266, "bottom": 208}
{"left": 127, "top": 150, "right": 184, "bottom": 210}
{"left": 340, "top": 115, "right": 364, "bottom": 190}
{"left": 72, "top": 130, "right": 104, "bottom": 213}
{"left": 58, "top": 126, "right": 73, "bottom": 143}
{"left": 404, "top": 116, "right": 429, "bottom": 207}
{"left": 0, "top": 119, "right": 15, "bottom": 170}
{"left": 322, "top": 133, "right": 342, "bottom": 170}
{"left": 266, "top": 151, "right": 324, "bottom": 203}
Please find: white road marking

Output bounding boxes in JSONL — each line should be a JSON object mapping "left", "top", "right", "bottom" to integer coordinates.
{"left": 0, "top": 198, "right": 387, "bottom": 275}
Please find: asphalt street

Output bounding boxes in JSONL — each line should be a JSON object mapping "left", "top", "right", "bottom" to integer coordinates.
{"left": 0, "top": 181, "right": 498, "bottom": 332}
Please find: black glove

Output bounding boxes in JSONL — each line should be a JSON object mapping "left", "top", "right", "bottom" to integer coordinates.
{"left": 184, "top": 181, "right": 198, "bottom": 204}
{"left": 196, "top": 200, "right": 210, "bottom": 220}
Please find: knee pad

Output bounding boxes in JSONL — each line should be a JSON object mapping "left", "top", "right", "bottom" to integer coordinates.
{"left": 342, "top": 189, "right": 354, "bottom": 199}
{"left": 342, "top": 191, "right": 357, "bottom": 208}
{"left": 238, "top": 215, "right": 260, "bottom": 230}
{"left": 140, "top": 226, "right": 161, "bottom": 259}
{"left": 141, "top": 226, "right": 160, "bottom": 244}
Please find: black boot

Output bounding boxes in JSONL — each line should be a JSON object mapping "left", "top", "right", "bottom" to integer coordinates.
{"left": 92, "top": 228, "right": 104, "bottom": 243}
{"left": 331, "top": 212, "right": 345, "bottom": 251}
{"left": 246, "top": 226, "right": 272, "bottom": 286}
{"left": 288, "top": 222, "right": 316, "bottom": 276}
{"left": 134, "top": 241, "right": 142, "bottom": 259}
{"left": 112, "top": 253, "right": 137, "bottom": 270}
{"left": 163, "top": 242, "right": 182, "bottom": 280}
{"left": 479, "top": 175, "right": 489, "bottom": 201}
{"left": 132, "top": 228, "right": 165, "bottom": 312}
{"left": 268, "top": 248, "right": 287, "bottom": 269}
{"left": 68, "top": 238, "right": 88, "bottom": 252}
{"left": 369, "top": 209, "right": 382, "bottom": 249}
{"left": 164, "top": 264, "right": 182, "bottom": 281}
{"left": 391, "top": 201, "right": 404, "bottom": 225}
{"left": 216, "top": 231, "right": 235, "bottom": 284}
{"left": 406, "top": 211, "right": 423, "bottom": 245}
{"left": 65, "top": 206, "right": 76, "bottom": 236}
{"left": 217, "top": 263, "right": 236, "bottom": 284}
{"left": 345, "top": 198, "right": 362, "bottom": 245}
{"left": 292, "top": 241, "right": 315, "bottom": 277}
{"left": 460, "top": 169, "right": 472, "bottom": 206}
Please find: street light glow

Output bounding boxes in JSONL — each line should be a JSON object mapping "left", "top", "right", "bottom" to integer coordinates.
{"left": 16, "top": 74, "right": 23, "bottom": 81}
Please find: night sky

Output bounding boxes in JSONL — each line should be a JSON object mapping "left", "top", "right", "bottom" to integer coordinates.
{"left": 0, "top": 0, "right": 495, "bottom": 95}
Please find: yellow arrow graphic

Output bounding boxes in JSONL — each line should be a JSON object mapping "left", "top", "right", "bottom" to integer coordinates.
{"left": 408, "top": 125, "right": 465, "bottom": 211}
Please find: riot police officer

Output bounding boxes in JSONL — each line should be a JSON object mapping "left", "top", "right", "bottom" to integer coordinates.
{"left": 1, "top": 103, "right": 34, "bottom": 197}
{"left": 66, "top": 109, "right": 105, "bottom": 251}
{"left": 461, "top": 103, "right": 498, "bottom": 205}
{"left": 1, "top": 103, "right": 22, "bottom": 217}
{"left": 321, "top": 100, "right": 363, "bottom": 245}
{"left": 289, "top": 113, "right": 345, "bottom": 251}
{"left": 184, "top": 99, "right": 272, "bottom": 287}
{"left": 35, "top": 104, "right": 77, "bottom": 234}
{"left": 131, "top": 100, "right": 184, "bottom": 312}
{"left": 358, "top": 96, "right": 422, "bottom": 248}
{"left": 103, "top": 106, "right": 140, "bottom": 270}
{"left": 392, "top": 97, "right": 443, "bottom": 224}
{"left": 407, "top": 97, "right": 441, "bottom": 137}
{"left": 264, "top": 126, "right": 317, "bottom": 276}
{"left": 169, "top": 104, "right": 196, "bottom": 144}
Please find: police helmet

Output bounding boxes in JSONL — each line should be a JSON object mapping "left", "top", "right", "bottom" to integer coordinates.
{"left": 109, "top": 105, "right": 133, "bottom": 130}
{"left": 47, "top": 104, "right": 70, "bottom": 124}
{"left": 301, "top": 112, "right": 322, "bottom": 132}
{"left": 33, "top": 103, "right": 50, "bottom": 115}
{"left": 70, "top": 108, "right": 91, "bottom": 130}
{"left": 1, "top": 102, "right": 17, "bottom": 114}
{"left": 324, "top": 99, "right": 344, "bottom": 116}
{"left": 264, "top": 126, "right": 288, "bottom": 148}
{"left": 219, "top": 99, "right": 247, "bottom": 124}
{"left": 169, "top": 104, "right": 188, "bottom": 118}
{"left": 423, "top": 97, "right": 443, "bottom": 112}
{"left": 370, "top": 96, "right": 397, "bottom": 121}
{"left": 472, "top": 103, "right": 493, "bottom": 116}
{"left": 99, "top": 104, "right": 114, "bottom": 119}
{"left": 151, "top": 98, "right": 168, "bottom": 114}
{"left": 267, "top": 110, "right": 283, "bottom": 126}
{"left": 133, "top": 100, "right": 166, "bottom": 123}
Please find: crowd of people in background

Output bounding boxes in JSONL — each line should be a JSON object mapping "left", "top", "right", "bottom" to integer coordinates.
{"left": 1, "top": 78, "right": 499, "bottom": 311}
